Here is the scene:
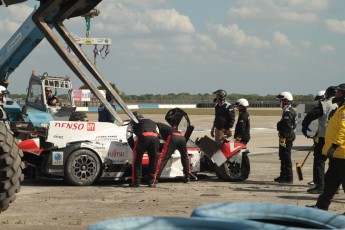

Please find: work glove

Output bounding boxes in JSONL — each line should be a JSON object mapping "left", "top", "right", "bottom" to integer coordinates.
{"left": 210, "top": 127, "right": 215, "bottom": 138}
{"left": 279, "top": 136, "right": 286, "bottom": 148}
{"left": 301, "top": 126, "right": 311, "bottom": 137}
{"left": 327, "top": 144, "right": 338, "bottom": 158}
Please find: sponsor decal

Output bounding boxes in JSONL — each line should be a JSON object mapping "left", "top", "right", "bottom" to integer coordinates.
{"left": 8, "top": 32, "right": 22, "bottom": 52}
{"left": 52, "top": 152, "right": 63, "bottom": 165}
{"left": 95, "top": 135, "right": 118, "bottom": 141}
{"left": 54, "top": 122, "right": 85, "bottom": 130}
{"left": 107, "top": 151, "right": 125, "bottom": 158}
{"left": 16, "top": 123, "right": 29, "bottom": 128}
{"left": 87, "top": 122, "right": 95, "bottom": 131}
{"left": 94, "top": 146, "right": 106, "bottom": 150}
{"left": 53, "top": 134, "right": 64, "bottom": 139}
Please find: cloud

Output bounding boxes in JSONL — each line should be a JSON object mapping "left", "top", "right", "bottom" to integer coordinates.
{"left": 286, "top": 0, "right": 329, "bottom": 10}
{"left": 98, "top": 3, "right": 195, "bottom": 36}
{"left": 273, "top": 31, "right": 290, "bottom": 46}
{"left": 279, "top": 11, "right": 317, "bottom": 23}
{"left": 228, "top": 0, "right": 328, "bottom": 23}
{"left": 145, "top": 9, "right": 195, "bottom": 34}
{"left": 208, "top": 23, "right": 269, "bottom": 49}
{"left": 301, "top": 40, "right": 311, "bottom": 48}
{"left": 325, "top": 19, "right": 345, "bottom": 34}
{"left": 0, "top": 4, "right": 33, "bottom": 34}
{"left": 228, "top": 6, "right": 261, "bottom": 18}
{"left": 319, "top": 44, "right": 334, "bottom": 53}
{"left": 196, "top": 34, "right": 217, "bottom": 50}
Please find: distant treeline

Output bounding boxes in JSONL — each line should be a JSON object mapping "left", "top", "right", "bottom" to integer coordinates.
{"left": 10, "top": 92, "right": 316, "bottom": 108}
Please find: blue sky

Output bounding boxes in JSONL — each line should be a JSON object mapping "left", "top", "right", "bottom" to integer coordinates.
{"left": 1, "top": 0, "right": 345, "bottom": 96}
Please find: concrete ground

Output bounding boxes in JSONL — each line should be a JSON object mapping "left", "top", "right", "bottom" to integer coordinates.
{"left": 0, "top": 114, "right": 344, "bottom": 230}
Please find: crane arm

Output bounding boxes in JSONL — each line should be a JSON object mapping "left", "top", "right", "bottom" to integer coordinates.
{"left": 0, "top": 8, "right": 45, "bottom": 86}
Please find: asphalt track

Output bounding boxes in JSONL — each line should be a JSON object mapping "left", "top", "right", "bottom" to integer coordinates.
{"left": 1, "top": 113, "right": 343, "bottom": 230}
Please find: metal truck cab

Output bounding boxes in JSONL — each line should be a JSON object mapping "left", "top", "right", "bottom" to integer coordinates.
{"left": 23, "top": 72, "right": 77, "bottom": 127}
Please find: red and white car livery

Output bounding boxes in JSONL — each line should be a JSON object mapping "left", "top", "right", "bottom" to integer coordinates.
{"left": 19, "top": 109, "right": 250, "bottom": 186}
{"left": 20, "top": 120, "right": 203, "bottom": 185}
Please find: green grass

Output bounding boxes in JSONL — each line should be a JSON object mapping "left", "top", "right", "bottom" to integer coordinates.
{"left": 100, "top": 108, "right": 282, "bottom": 116}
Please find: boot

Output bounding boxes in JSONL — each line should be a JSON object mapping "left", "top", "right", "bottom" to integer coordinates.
{"left": 275, "top": 177, "right": 293, "bottom": 184}
{"left": 129, "top": 183, "right": 139, "bottom": 188}
{"left": 274, "top": 176, "right": 284, "bottom": 182}
{"left": 307, "top": 186, "right": 323, "bottom": 194}
{"left": 183, "top": 174, "right": 190, "bottom": 183}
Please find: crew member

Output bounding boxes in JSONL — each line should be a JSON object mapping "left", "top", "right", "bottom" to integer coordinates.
{"left": 98, "top": 91, "right": 116, "bottom": 123}
{"left": 275, "top": 92, "right": 297, "bottom": 184}
{"left": 45, "top": 87, "right": 58, "bottom": 106}
{"left": 126, "top": 111, "right": 159, "bottom": 188}
{"left": 302, "top": 88, "right": 337, "bottom": 194}
{"left": 312, "top": 83, "right": 345, "bottom": 211}
{"left": 154, "top": 122, "right": 190, "bottom": 184}
{"left": 234, "top": 98, "right": 251, "bottom": 145}
{"left": 210, "top": 89, "right": 235, "bottom": 142}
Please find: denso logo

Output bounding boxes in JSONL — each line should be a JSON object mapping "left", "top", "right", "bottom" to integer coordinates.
{"left": 54, "top": 122, "right": 85, "bottom": 130}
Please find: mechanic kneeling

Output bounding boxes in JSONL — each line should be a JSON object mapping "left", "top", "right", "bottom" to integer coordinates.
{"left": 127, "top": 111, "right": 160, "bottom": 188}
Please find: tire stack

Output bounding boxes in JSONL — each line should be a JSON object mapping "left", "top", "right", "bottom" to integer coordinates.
{"left": 0, "top": 122, "right": 24, "bottom": 213}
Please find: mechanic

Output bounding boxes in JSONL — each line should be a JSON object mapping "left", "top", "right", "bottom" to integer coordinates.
{"left": 234, "top": 98, "right": 251, "bottom": 145}
{"left": 210, "top": 89, "right": 235, "bottom": 142}
{"left": 274, "top": 92, "right": 297, "bottom": 184}
{"left": 310, "top": 83, "right": 345, "bottom": 211}
{"left": 126, "top": 111, "right": 160, "bottom": 188}
{"left": 45, "top": 87, "right": 58, "bottom": 106}
{"left": 98, "top": 91, "right": 116, "bottom": 123}
{"left": 153, "top": 122, "right": 191, "bottom": 184}
{"left": 301, "top": 87, "right": 337, "bottom": 194}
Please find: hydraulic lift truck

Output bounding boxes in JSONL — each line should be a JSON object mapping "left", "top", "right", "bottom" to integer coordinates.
{"left": 0, "top": 0, "right": 137, "bottom": 212}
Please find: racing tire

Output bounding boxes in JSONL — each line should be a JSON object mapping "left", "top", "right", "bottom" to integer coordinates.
{"left": 215, "top": 153, "right": 250, "bottom": 182}
{"left": 0, "top": 122, "right": 24, "bottom": 213}
{"left": 65, "top": 149, "right": 101, "bottom": 186}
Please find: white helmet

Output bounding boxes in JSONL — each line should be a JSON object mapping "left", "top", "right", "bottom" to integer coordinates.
{"left": 235, "top": 98, "right": 249, "bottom": 107}
{"left": 276, "top": 91, "right": 293, "bottom": 101}
{"left": 0, "top": 86, "right": 9, "bottom": 105}
{"left": 314, "top": 90, "right": 325, "bottom": 101}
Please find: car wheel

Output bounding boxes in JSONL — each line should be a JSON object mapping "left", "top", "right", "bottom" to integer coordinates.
{"left": 0, "top": 122, "right": 24, "bottom": 212}
{"left": 65, "top": 149, "right": 101, "bottom": 186}
{"left": 215, "top": 153, "right": 250, "bottom": 182}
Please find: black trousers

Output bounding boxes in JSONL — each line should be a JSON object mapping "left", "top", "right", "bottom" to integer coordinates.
{"left": 132, "top": 133, "right": 159, "bottom": 184}
{"left": 316, "top": 158, "right": 345, "bottom": 210}
{"left": 313, "top": 137, "right": 327, "bottom": 188}
{"left": 278, "top": 138, "right": 294, "bottom": 179}
{"left": 154, "top": 133, "right": 190, "bottom": 182}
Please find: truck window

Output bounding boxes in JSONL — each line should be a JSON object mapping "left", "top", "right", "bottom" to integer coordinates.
{"left": 28, "top": 83, "right": 43, "bottom": 106}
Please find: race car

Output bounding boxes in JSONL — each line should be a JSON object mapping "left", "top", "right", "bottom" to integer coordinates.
{"left": 18, "top": 109, "right": 250, "bottom": 185}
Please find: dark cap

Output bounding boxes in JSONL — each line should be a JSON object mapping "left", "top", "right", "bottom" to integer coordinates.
{"left": 332, "top": 83, "right": 345, "bottom": 91}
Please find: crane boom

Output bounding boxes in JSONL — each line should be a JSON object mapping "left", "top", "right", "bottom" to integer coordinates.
{"left": 0, "top": 0, "right": 138, "bottom": 124}
{"left": 0, "top": 8, "right": 45, "bottom": 85}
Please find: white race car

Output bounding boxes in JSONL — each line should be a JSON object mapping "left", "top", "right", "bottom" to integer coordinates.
{"left": 19, "top": 109, "right": 250, "bottom": 185}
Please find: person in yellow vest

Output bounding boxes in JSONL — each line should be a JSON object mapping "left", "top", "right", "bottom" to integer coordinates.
{"left": 312, "top": 83, "right": 345, "bottom": 211}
